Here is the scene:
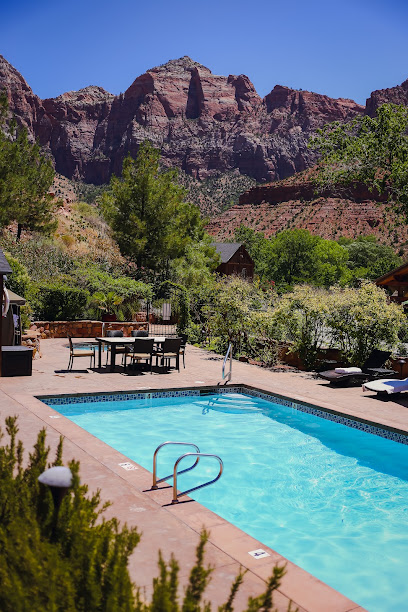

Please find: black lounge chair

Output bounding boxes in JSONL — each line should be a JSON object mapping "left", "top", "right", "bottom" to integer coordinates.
{"left": 318, "top": 349, "right": 395, "bottom": 385}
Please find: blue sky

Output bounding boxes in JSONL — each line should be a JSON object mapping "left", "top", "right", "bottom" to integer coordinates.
{"left": 1, "top": 0, "right": 407, "bottom": 104}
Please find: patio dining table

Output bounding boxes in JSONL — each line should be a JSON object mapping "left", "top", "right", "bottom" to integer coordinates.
{"left": 95, "top": 336, "right": 166, "bottom": 371}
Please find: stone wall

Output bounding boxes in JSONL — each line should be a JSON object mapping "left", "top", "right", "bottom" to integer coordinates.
{"left": 30, "top": 320, "right": 149, "bottom": 339}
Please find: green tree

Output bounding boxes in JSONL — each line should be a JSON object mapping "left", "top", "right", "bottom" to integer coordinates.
{"left": 339, "top": 236, "right": 401, "bottom": 279}
{"left": 102, "top": 141, "right": 205, "bottom": 274}
{"left": 3, "top": 252, "right": 31, "bottom": 298}
{"left": 0, "top": 93, "right": 58, "bottom": 239}
{"left": 234, "top": 225, "right": 274, "bottom": 280}
{"left": 171, "top": 237, "right": 219, "bottom": 288}
{"left": 310, "top": 103, "right": 408, "bottom": 213}
{"left": 267, "top": 229, "right": 326, "bottom": 286}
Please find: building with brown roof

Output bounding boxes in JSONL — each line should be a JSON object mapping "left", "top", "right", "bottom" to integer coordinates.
{"left": 376, "top": 261, "right": 408, "bottom": 303}
{"left": 212, "top": 243, "right": 254, "bottom": 279}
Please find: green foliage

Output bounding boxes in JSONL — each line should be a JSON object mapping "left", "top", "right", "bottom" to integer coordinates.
{"left": 170, "top": 238, "right": 219, "bottom": 288}
{"left": 0, "top": 416, "right": 140, "bottom": 611}
{"left": 204, "top": 277, "right": 277, "bottom": 361}
{"left": 91, "top": 291, "right": 124, "bottom": 317}
{"left": 340, "top": 235, "right": 402, "bottom": 279}
{"left": 74, "top": 181, "right": 108, "bottom": 204}
{"left": 310, "top": 103, "right": 408, "bottom": 214}
{"left": 34, "top": 283, "right": 89, "bottom": 320}
{"left": 1, "top": 234, "right": 153, "bottom": 322}
{"left": 274, "top": 283, "right": 405, "bottom": 369}
{"left": 102, "top": 141, "right": 205, "bottom": 273}
{"left": 1, "top": 233, "right": 75, "bottom": 283}
{"left": 326, "top": 281, "right": 405, "bottom": 366}
{"left": 235, "top": 226, "right": 349, "bottom": 288}
{"left": 0, "top": 417, "right": 291, "bottom": 612}
{"left": 3, "top": 252, "right": 31, "bottom": 298}
{"left": 0, "top": 92, "right": 58, "bottom": 238}
{"left": 72, "top": 264, "right": 153, "bottom": 320}
{"left": 177, "top": 170, "right": 257, "bottom": 214}
{"left": 272, "top": 285, "right": 331, "bottom": 370}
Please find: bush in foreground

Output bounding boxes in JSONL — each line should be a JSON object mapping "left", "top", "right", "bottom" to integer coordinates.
{"left": 0, "top": 417, "right": 293, "bottom": 611}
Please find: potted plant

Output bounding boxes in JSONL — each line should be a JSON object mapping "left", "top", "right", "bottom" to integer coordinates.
{"left": 91, "top": 291, "right": 124, "bottom": 322}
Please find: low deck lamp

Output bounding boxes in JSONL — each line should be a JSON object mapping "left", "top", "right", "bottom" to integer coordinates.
{"left": 38, "top": 466, "right": 73, "bottom": 537}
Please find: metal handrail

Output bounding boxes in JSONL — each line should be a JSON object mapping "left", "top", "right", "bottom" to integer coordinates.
{"left": 151, "top": 441, "right": 200, "bottom": 489}
{"left": 222, "top": 343, "right": 232, "bottom": 382}
{"left": 171, "top": 452, "right": 223, "bottom": 504}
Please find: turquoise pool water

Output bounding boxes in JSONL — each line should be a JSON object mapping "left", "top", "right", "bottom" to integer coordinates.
{"left": 49, "top": 392, "right": 408, "bottom": 612}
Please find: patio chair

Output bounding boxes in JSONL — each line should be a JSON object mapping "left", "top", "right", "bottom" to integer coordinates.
{"left": 362, "top": 377, "right": 408, "bottom": 396}
{"left": 105, "top": 329, "right": 126, "bottom": 365}
{"left": 131, "top": 330, "right": 149, "bottom": 337}
{"left": 179, "top": 333, "right": 188, "bottom": 368}
{"left": 154, "top": 337, "right": 182, "bottom": 372}
{"left": 67, "top": 334, "right": 95, "bottom": 370}
{"left": 124, "top": 338, "right": 154, "bottom": 373}
{"left": 318, "top": 349, "right": 394, "bottom": 385}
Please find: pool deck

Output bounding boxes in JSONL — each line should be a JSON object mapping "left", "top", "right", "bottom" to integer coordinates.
{"left": 2, "top": 339, "right": 407, "bottom": 611}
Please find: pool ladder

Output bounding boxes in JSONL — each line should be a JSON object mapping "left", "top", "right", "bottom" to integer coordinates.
{"left": 150, "top": 441, "right": 223, "bottom": 504}
{"left": 222, "top": 343, "right": 232, "bottom": 383}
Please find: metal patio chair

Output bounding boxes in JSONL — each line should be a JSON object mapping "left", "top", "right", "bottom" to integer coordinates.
{"left": 67, "top": 334, "right": 96, "bottom": 370}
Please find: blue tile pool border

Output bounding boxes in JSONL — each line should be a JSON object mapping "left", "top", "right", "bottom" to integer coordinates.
{"left": 37, "top": 384, "right": 408, "bottom": 446}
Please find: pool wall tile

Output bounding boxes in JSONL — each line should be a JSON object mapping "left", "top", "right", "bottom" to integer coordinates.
{"left": 38, "top": 385, "right": 408, "bottom": 446}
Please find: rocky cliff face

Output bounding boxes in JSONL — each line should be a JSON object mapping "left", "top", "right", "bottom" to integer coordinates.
{"left": 207, "top": 173, "right": 408, "bottom": 248}
{"left": 365, "top": 78, "right": 408, "bottom": 117}
{"left": 0, "top": 54, "right": 364, "bottom": 185}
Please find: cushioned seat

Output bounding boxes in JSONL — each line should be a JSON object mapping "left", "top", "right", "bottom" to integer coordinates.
{"left": 154, "top": 338, "right": 182, "bottom": 372}
{"left": 67, "top": 334, "right": 96, "bottom": 370}
{"left": 362, "top": 378, "right": 408, "bottom": 395}
{"left": 124, "top": 338, "right": 154, "bottom": 373}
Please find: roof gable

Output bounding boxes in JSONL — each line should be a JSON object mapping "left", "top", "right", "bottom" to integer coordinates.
{"left": 212, "top": 242, "right": 245, "bottom": 263}
{"left": 376, "top": 261, "right": 408, "bottom": 285}
{"left": 0, "top": 249, "right": 12, "bottom": 275}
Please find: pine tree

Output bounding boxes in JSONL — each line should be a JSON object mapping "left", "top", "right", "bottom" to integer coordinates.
{"left": 102, "top": 141, "right": 205, "bottom": 274}
{"left": 0, "top": 92, "right": 58, "bottom": 239}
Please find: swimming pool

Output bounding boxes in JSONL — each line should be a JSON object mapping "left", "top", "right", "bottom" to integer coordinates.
{"left": 42, "top": 387, "right": 408, "bottom": 612}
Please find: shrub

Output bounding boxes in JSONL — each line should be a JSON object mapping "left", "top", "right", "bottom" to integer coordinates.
{"left": 0, "top": 416, "right": 140, "bottom": 611}
{"left": 3, "top": 252, "right": 32, "bottom": 298}
{"left": 273, "top": 285, "right": 330, "bottom": 370}
{"left": 34, "top": 283, "right": 89, "bottom": 320}
{"left": 0, "top": 417, "right": 292, "bottom": 611}
{"left": 327, "top": 282, "right": 405, "bottom": 366}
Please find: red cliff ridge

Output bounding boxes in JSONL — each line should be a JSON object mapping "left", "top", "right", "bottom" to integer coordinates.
{"left": 0, "top": 55, "right": 366, "bottom": 185}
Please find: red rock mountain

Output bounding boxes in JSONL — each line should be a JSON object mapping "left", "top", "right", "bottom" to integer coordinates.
{"left": 365, "top": 78, "right": 408, "bottom": 117}
{"left": 0, "top": 54, "right": 364, "bottom": 185}
{"left": 206, "top": 172, "right": 408, "bottom": 248}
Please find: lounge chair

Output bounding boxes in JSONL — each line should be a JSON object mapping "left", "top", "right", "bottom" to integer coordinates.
{"left": 318, "top": 349, "right": 395, "bottom": 385}
{"left": 362, "top": 378, "right": 408, "bottom": 395}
